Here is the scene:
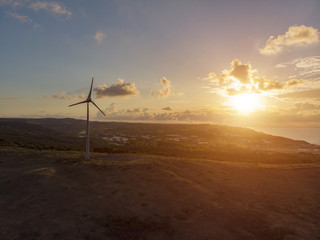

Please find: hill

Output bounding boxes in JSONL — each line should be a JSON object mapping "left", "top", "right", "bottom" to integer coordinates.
{"left": 1, "top": 118, "right": 319, "bottom": 165}
{"left": 1, "top": 147, "right": 320, "bottom": 239}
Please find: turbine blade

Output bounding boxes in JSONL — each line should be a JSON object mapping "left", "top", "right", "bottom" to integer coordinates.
{"left": 68, "top": 100, "right": 87, "bottom": 107}
{"left": 91, "top": 101, "right": 106, "bottom": 116}
{"left": 87, "top": 77, "right": 94, "bottom": 99}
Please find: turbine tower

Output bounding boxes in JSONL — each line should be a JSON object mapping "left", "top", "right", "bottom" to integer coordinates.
{"left": 69, "top": 77, "right": 106, "bottom": 160}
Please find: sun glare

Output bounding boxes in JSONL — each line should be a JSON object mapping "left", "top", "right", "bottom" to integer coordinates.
{"left": 230, "top": 93, "right": 262, "bottom": 114}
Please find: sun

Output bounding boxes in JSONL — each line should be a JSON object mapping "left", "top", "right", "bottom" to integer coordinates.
{"left": 230, "top": 93, "right": 262, "bottom": 114}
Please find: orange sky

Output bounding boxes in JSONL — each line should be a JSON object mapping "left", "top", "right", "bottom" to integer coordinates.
{"left": 1, "top": 1, "right": 320, "bottom": 143}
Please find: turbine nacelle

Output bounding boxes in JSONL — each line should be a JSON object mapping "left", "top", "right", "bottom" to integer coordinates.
{"left": 68, "top": 77, "right": 106, "bottom": 116}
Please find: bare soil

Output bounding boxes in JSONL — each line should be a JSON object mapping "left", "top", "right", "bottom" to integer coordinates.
{"left": 1, "top": 147, "right": 320, "bottom": 239}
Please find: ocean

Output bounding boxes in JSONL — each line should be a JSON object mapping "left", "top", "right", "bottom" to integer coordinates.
{"left": 252, "top": 127, "right": 320, "bottom": 145}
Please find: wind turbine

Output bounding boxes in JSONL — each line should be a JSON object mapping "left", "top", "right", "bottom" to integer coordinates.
{"left": 69, "top": 77, "right": 106, "bottom": 160}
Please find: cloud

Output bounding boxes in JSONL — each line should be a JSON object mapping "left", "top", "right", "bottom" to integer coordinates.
{"left": 290, "top": 103, "right": 320, "bottom": 123}
{"left": 6, "top": 11, "right": 31, "bottom": 22}
{"left": 259, "top": 25, "right": 320, "bottom": 55}
{"left": 205, "top": 59, "right": 300, "bottom": 96}
{"left": 0, "top": 0, "right": 25, "bottom": 7}
{"left": 94, "top": 79, "right": 139, "bottom": 98}
{"left": 150, "top": 77, "right": 183, "bottom": 98}
{"left": 278, "top": 89, "right": 320, "bottom": 100}
{"left": 127, "top": 108, "right": 140, "bottom": 113}
{"left": 29, "top": 1, "right": 71, "bottom": 17}
{"left": 94, "top": 102, "right": 320, "bottom": 128}
{"left": 19, "top": 111, "right": 67, "bottom": 119}
{"left": 0, "top": 96, "right": 19, "bottom": 100}
{"left": 295, "top": 102, "right": 320, "bottom": 111}
{"left": 41, "top": 91, "right": 85, "bottom": 100}
{"left": 97, "top": 103, "right": 224, "bottom": 123}
{"left": 2, "top": 1, "right": 71, "bottom": 28}
{"left": 162, "top": 107, "right": 172, "bottom": 111}
{"left": 294, "top": 56, "right": 320, "bottom": 69}
{"left": 48, "top": 91, "right": 68, "bottom": 99}
{"left": 276, "top": 56, "right": 320, "bottom": 77}
{"left": 94, "top": 31, "right": 106, "bottom": 45}
{"left": 6, "top": 10, "right": 41, "bottom": 28}
{"left": 104, "top": 103, "right": 117, "bottom": 114}
{"left": 150, "top": 77, "right": 172, "bottom": 98}
{"left": 97, "top": 103, "right": 149, "bottom": 120}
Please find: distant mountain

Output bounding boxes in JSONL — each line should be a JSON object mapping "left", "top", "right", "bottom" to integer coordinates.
{"left": 1, "top": 118, "right": 319, "bottom": 163}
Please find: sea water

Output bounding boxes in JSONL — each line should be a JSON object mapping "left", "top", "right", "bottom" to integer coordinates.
{"left": 252, "top": 127, "right": 320, "bottom": 145}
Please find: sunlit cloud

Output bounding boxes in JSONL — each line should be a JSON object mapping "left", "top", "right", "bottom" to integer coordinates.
{"left": 6, "top": 10, "right": 41, "bottom": 28}
{"left": 6, "top": 11, "right": 31, "bottom": 22}
{"left": 276, "top": 56, "right": 320, "bottom": 77}
{"left": 95, "top": 102, "right": 320, "bottom": 127}
{"left": 94, "top": 31, "right": 106, "bottom": 45}
{"left": 162, "top": 107, "right": 172, "bottom": 111}
{"left": 237, "top": 108, "right": 320, "bottom": 128}
{"left": 2, "top": 0, "right": 70, "bottom": 28}
{"left": 94, "top": 79, "right": 139, "bottom": 98}
{"left": 150, "top": 77, "right": 173, "bottom": 98}
{"left": 205, "top": 59, "right": 300, "bottom": 96}
{"left": 29, "top": 1, "right": 71, "bottom": 17}
{"left": 278, "top": 88, "right": 320, "bottom": 101}
{"left": 295, "top": 102, "right": 320, "bottom": 111}
{"left": 259, "top": 25, "right": 320, "bottom": 55}
{"left": 150, "top": 77, "right": 183, "bottom": 98}
{"left": 292, "top": 102, "right": 320, "bottom": 124}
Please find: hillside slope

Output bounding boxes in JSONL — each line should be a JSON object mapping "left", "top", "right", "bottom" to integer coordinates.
{"left": 1, "top": 118, "right": 319, "bottom": 160}
{"left": 1, "top": 148, "right": 320, "bottom": 239}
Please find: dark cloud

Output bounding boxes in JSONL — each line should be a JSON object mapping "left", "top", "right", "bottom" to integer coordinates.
{"left": 162, "top": 107, "right": 172, "bottom": 111}
{"left": 94, "top": 79, "right": 139, "bottom": 98}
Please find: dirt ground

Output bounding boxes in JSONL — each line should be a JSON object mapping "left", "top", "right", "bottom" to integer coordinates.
{"left": 1, "top": 148, "right": 320, "bottom": 240}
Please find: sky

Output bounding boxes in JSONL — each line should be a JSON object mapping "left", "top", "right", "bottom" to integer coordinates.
{"left": 1, "top": 0, "right": 320, "bottom": 143}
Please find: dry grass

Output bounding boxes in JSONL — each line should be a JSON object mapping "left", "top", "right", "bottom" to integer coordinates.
{"left": 1, "top": 147, "right": 320, "bottom": 239}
